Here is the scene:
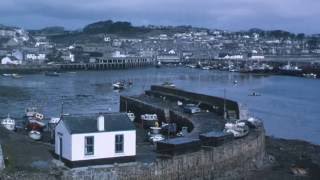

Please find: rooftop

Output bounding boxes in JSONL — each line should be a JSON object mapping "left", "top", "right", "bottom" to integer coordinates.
{"left": 62, "top": 113, "right": 135, "bottom": 134}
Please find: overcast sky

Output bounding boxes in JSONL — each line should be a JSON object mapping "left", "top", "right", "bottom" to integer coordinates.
{"left": 0, "top": 0, "right": 319, "bottom": 34}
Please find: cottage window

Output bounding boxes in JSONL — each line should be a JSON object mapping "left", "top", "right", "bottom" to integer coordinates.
{"left": 85, "top": 136, "right": 94, "bottom": 155}
{"left": 115, "top": 134, "right": 124, "bottom": 153}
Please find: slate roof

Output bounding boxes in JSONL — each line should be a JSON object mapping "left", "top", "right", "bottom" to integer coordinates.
{"left": 62, "top": 113, "right": 135, "bottom": 134}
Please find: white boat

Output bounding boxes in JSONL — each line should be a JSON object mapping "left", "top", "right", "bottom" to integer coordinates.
{"left": 149, "top": 134, "right": 165, "bottom": 143}
{"left": 1, "top": 114, "right": 15, "bottom": 131}
{"left": 49, "top": 117, "right": 61, "bottom": 125}
{"left": 161, "top": 82, "right": 175, "bottom": 88}
{"left": 28, "top": 130, "right": 42, "bottom": 140}
{"left": 280, "top": 63, "right": 302, "bottom": 72}
{"left": 12, "top": 74, "right": 23, "bottom": 79}
{"left": 302, "top": 73, "right": 317, "bottom": 79}
{"left": 126, "top": 113, "right": 135, "bottom": 122}
{"left": 246, "top": 117, "right": 263, "bottom": 128}
{"left": 141, "top": 114, "right": 158, "bottom": 128}
{"left": 148, "top": 126, "right": 164, "bottom": 143}
{"left": 112, "top": 82, "right": 125, "bottom": 89}
{"left": 25, "top": 107, "right": 38, "bottom": 118}
{"left": 183, "top": 104, "right": 201, "bottom": 114}
{"left": 156, "top": 61, "right": 162, "bottom": 68}
{"left": 2, "top": 74, "right": 13, "bottom": 77}
{"left": 141, "top": 114, "right": 158, "bottom": 121}
{"left": 224, "top": 121, "right": 249, "bottom": 138}
{"left": 201, "top": 66, "right": 211, "bottom": 70}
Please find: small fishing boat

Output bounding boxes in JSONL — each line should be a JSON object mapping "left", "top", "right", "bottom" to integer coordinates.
{"left": 25, "top": 107, "right": 39, "bottom": 118}
{"left": 112, "top": 82, "right": 125, "bottom": 90}
{"left": 302, "top": 73, "right": 317, "bottom": 79}
{"left": 161, "top": 82, "right": 175, "bottom": 88}
{"left": 183, "top": 104, "right": 201, "bottom": 114}
{"left": 224, "top": 121, "right": 249, "bottom": 138}
{"left": 1, "top": 114, "right": 15, "bottom": 131}
{"left": 248, "top": 92, "right": 261, "bottom": 96}
{"left": 2, "top": 74, "right": 12, "bottom": 77}
{"left": 49, "top": 117, "right": 60, "bottom": 125}
{"left": 201, "top": 66, "right": 211, "bottom": 70}
{"left": 141, "top": 114, "right": 158, "bottom": 128}
{"left": 148, "top": 126, "right": 164, "bottom": 143}
{"left": 246, "top": 117, "right": 263, "bottom": 128}
{"left": 28, "top": 130, "right": 42, "bottom": 140}
{"left": 45, "top": 71, "right": 60, "bottom": 77}
{"left": 126, "top": 113, "right": 135, "bottom": 122}
{"left": 12, "top": 74, "right": 23, "bottom": 79}
{"left": 156, "top": 61, "right": 162, "bottom": 68}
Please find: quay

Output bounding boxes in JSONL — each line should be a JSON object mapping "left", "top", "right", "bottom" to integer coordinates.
{"left": 58, "top": 57, "right": 155, "bottom": 71}
{"left": 0, "top": 56, "right": 155, "bottom": 73}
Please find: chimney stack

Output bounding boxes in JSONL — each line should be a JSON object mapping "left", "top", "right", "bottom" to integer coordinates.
{"left": 97, "top": 114, "right": 105, "bottom": 131}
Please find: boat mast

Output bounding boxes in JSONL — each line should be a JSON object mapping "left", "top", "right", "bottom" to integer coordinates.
{"left": 223, "top": 88, "right": 227, "bottom": 120}
{"left": 60, "top": 96, "right": 65, "bottom": 119}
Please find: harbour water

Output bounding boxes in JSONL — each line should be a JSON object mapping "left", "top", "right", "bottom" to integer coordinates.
{"left": 0, "top": 67, "right": 319, "bottom": 144}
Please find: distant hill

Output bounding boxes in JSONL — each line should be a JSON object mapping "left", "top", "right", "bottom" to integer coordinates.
{"left": 83, "top": 20, "right": 150, "bottom": 35}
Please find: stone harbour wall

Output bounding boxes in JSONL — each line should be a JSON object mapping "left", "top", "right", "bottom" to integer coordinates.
{"left": 62, "top": 128, "right": 265, "bottom": 180}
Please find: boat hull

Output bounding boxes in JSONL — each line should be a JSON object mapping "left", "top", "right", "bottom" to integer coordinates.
{"left": 28, "top": 131, "right": 42, "bottom": 140}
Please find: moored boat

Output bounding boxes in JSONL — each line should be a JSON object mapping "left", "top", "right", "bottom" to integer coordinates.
{"left": 148, "top": 126, "right": 164, "bottom": 143}
{"left": 248, "top": 92, "right": 261, "bottom": 96}
{"left": 127, "top": 113, "right": 135, "bottom": 122}
{"left": 141, "top": 114, "right": 158, "bottom": 128}
{"left": 224, "top": 121, "right": 249, "bottom": 138}
{"left": 302, "top": 73, "right": 317, "bottom": 79}
{"left": 156, "top": 61, "right": 162, "bottom": 68}
{"left": 161, "top": 82, "right": 175, "bottom": 88}
{"left": 1, "top": 114, "right": 16, "bottom": 131}
{"left": 45, "top": 71, "right": 60, "bottom": 77}
{"left": 28, "top": 130, "right": 42, "bottom": 140}
{"left": 201, "top": 66, "right": 211, "bottom": 70}
{"left": 12, "top": 74, "right": 23, "bottom": 79}
{"left": 112, "top": 82, "right": 125, "bottom": 90}
{"left": 25, "top": 107, "right": 39, "bottom": 118}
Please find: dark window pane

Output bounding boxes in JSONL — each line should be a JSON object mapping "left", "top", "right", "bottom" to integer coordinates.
{"left": 115, "top": 134, "right": 124, "bottom": 153}
{"left": 85, "top": 136, "right": 94, "bottom": 155}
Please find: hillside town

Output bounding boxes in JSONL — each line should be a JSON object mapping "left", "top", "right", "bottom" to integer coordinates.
{"left": 1, "top": 21, "right": 320, "bottom": 67}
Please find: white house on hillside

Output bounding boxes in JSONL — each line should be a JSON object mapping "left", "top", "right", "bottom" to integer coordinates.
{"left": 55, "top": 113, "right": 136, "bottom": 168}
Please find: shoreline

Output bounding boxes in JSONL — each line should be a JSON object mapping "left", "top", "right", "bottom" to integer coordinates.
{"left": 0, "top": 65, "right": 319, "bottom": 80}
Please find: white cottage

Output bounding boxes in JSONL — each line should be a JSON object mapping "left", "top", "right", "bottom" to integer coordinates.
{"left": 55, "top": 113, "right": 136, "bottom": 168}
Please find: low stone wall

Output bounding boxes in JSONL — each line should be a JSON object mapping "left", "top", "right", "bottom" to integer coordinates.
{"left": 62, "top": 129, "right": 265, "bottom": 180}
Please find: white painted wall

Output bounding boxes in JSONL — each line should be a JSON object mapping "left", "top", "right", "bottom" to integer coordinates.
{"left": 55, "top": 121, "right": 72, "bottom": 160}
{"left": 70, "top": 130, "right": 136, "bottom": 161}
